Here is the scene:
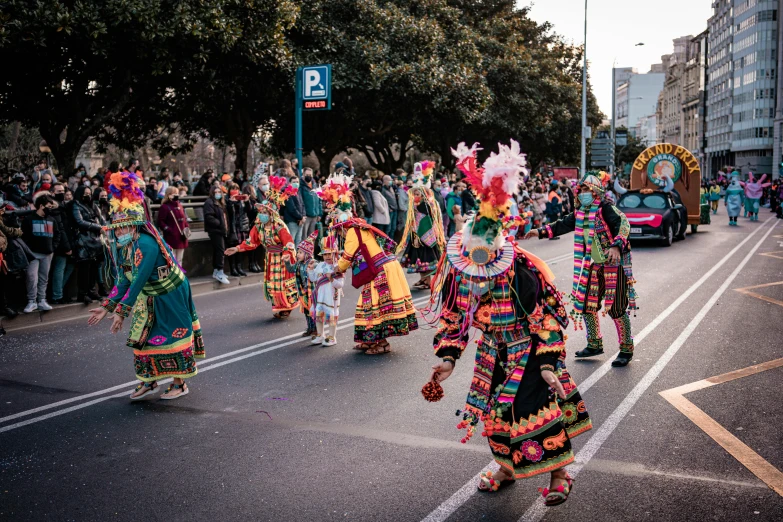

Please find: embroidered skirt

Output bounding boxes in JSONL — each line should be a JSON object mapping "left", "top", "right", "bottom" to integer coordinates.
{"left": 127, "top": 278, "right": 205, "bottom": 382}
{"left": 486, "top": 339, "right": 591, "bottom": 479}
{"left": 400, "top": 241, "right": 440, "bottom": 274}
{"left": 353, "top": 259, "right": 418, "bottom": 342}
{"left": 264, "top": 251, "right": 299, "bottom": 313}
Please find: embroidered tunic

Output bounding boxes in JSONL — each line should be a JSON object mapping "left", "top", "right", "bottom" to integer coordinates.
{"left": 336, "top": 221, "right": 418, "bottom": 343}
{"left": 307, "top": 262, "right": 344, "bottom": 320}
{"left": 432, "top": 236, "right": 591, "bottom": 479}
{"left": 397, "top": 190, "right": 446, "bottom": 273}
{"left": 238, "top": 217, "right": 299, "bottom": 313}
{"left": 101, "top": 232, "right": 205, "bottom": 382}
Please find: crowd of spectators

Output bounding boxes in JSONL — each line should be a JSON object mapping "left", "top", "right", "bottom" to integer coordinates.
{"left": 0, "top": 154, "right": 583, "bottom": 321}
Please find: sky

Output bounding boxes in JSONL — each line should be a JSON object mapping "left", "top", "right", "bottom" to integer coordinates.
{"left": 523, "top": 0, "right": 714, "bottom": 119}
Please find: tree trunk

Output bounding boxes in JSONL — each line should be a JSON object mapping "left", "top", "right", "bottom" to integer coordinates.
{"left": 41, "top": 128, "right": 81, "bottom": 177}
{"left": 8, "top": 121, "right": 21, "bottom": 159}
{"left": 232, "top": 132, "right": 252, "bottom": 175}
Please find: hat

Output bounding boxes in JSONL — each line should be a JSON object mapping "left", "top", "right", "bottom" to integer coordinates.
{"left": 221, "top": 173, "right": 232, "bottom": 182}
{"left": 316, "top": 172, "right": 354, "bottom": 222}
{"left": 298, "top": 230, "right": 318, "bottom": 259}
{"left": 579, "top": 171, "right": 611, "bottom": 195}
{"left": 105, "top": 170, "right": 148, "bottom": 229}
{"left": 257, "top": 175, "right": 298, "bottom": 215}
{"left": 320, "top": 235, "right": 339, "bottom": 254}
{"left": 451, "top": 140, "right": 529, "bottom": 252}
{"left": 411, "top": 161, "right": 435, "bottom": 189}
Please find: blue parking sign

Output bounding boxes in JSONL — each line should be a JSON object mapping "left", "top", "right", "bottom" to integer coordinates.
{"left": 301, "top": 65, "right": 331, "bottom": 107}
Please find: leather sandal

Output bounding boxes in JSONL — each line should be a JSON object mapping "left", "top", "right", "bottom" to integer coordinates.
{"left": 477, "top": 470, "right": 515, "bottom": 492}
{"left": 540, "top": 472, "right": 573, "bottom": 506}
{"left": 161, "top": 383, "right": 189, "bottom": 400}
{"left": 353, "top": 343, "right": 373, "bottom": 351}
{"left": 130, "top": 381, "right": 159, "bottom": 400}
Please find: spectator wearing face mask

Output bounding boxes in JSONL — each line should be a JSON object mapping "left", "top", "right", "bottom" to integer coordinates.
{"left": 203, "top": 185, "right": 230, "bottom": 284}
{"left": 171, "top": 170, "right": 185, "bottom": 188}
{"left": 300, "top": 168, "right": 322, "bottom": 241}
{"left": 71, "top": 185, "right": 104, "bottom": 304}
{"left": 357, "top": 177, "right": 375, "bottom": 225}
{"left": 394, "top": 179, "right": 409, "bottom": 241}
{"left": 49, "top": 183, "right": 75, "bottom": 304}
{"left": 22, "top": 193, "right": 59, "bottom": 313}
{"left": 225, "top": 183, "right": 251, "bottom": 277}
{"left": 380, "top": 175, "right": 399, "bottom": 237}
{"left": 283, "top": 175, "right": 305, "bottom": 244}
{"left": 157, "top": 186, "right": 190, "bottom": 264}
{"left": 145, "top": 177, "right": 160, "bottom": 203}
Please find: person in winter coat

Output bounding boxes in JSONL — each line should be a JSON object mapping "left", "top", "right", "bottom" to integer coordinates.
{"left": 370, "top": 182, "right": 390, "bottom": 234}
{"left": 357, "top": 177, "right": 375, "bottom": 225}
{"left": 225, "top": 183, "right": 251, "bottom": 277}
{"left": 193, "top": 170, "right": 214, "bottom": 197}
{"left": 71, "top": 185, "right": 104, "bottom": 304}
{"left": 22, "top": 194, "right": 59, "bottom": 313}
{"left": 282, "top": 176, "right": 305, "bottom": 244}
{"left": 49, "top": 183, "right": 74, "bottom": 304}
{"left": 203, "top": 185, "right": 230, "bottom": 284}
{"left": 242, "top": 184, "right": 263, "bottom": 273}
{"left": 300, "top": 168, "right": 322, "bottom": 241}
{"left": 381, "top": 175, "right": 399, "bottom": 238}
{"left": 0, "top": 202, "right": 24, "bottom": 318}
{"left": 157, "top": 186, "right": 190, "bottom": 264}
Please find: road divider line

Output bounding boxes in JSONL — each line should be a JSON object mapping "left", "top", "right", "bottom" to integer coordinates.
{"left": 0, "top": 295, "right": 429, "bottom": 427}
{"left": 518, "top": 218, "right": 778, "bottom": 522}
{"left": 420, "top": 218, "right": 774, "bottom": 522}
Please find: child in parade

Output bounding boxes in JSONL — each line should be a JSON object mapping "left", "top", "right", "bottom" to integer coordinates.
{"left": 307, "top": 235, "right": 344, "bottom": 347}
{"left": 285, "top": 231, "right": 319, "bottom": 338}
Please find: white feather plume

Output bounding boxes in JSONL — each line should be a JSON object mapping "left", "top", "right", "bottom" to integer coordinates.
{"left": 450, "top": 142, "right": 482, "bottom": 163}
{"left": 480, "top": 139, "right": 527, "bottom": 196}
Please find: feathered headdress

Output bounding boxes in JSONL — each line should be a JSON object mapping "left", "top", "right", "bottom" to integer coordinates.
{"left": 258, "top": 175, "right": 298, "bottom": 214}
{"left": 452, "top": 140, "right": 529, "bottom": 251}
{"left": 412, "top": 160, "right": 435, "bottom": 189}
{"left": 316, "top": 172, "right": 354, "bottom": 222}
{"left": 579, "top": 171, "right": 611, "bottom": 195}
{"left": 106, "top": 170, "right": 148, "bottom": 229}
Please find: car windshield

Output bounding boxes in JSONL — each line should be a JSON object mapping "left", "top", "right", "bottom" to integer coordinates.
{"left": 619, "top": 193, "right": 668, "bottom": 210}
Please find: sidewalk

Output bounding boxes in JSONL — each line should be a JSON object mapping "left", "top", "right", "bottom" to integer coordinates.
{"left": 0, "top": 272, "right": 264, "bottom": 332}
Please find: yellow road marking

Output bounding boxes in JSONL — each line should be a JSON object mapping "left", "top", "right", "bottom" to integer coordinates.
{"left": 660, "top": 357, "right": 783, "bottom": 498}
{"left": 734, "top": 281, "right": 783, "bottom": 308}
{"left": 760, "top": 250, "right": 783, "bottom": 260}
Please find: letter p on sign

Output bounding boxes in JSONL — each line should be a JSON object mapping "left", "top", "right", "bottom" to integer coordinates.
{"left": 302, "top": 65, "right": 329, "bottom": 99}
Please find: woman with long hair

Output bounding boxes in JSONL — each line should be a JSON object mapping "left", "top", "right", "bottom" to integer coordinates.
{"left": 71, "top": 185, "right": 103, "bottom": 304}
{"left": 157, "top": 186, "right": 189, "bottom": 264}
{"left": 203, "top": 184, "right": 230, "bottom": 284}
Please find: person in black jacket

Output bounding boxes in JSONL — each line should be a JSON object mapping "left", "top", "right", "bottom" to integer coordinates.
{"left": 193, "top": 170, "right": 214, "bottom": 197}
{"left": 282, "top": 176, "right": 305, "bottom": 244}
{"left": 22, "top": 194, "right": 59, "bottom": 313}
{"left": 225, "top": 183, "right": 250, "bottom": 277}
{"left": 50, "top": 183, "right": 74, "bottom": 304}
{"left": 460, "top": 184, "right": 477, "bottom": 214}
{"left": 203, "top": 185, "right": 230, "bottom": 284}
{"left": 71, "top": 185, "right": 103, "bottom": 304}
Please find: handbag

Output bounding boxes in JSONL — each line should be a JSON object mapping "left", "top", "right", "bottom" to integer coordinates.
{"left": 172, "top": 207, "right": 192, "bottom": 239}
{"left": 350, "top": 228, "right": 379, "bottom": 289}
{"left": 75, "top": 234, "right": 102, "bottom": 261}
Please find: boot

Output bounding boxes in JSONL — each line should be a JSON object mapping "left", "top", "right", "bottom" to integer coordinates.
{"left": 249, "top": 262, "right": 262, "bottom": 273}
{"left": 612, "top": 351, "right": 633, "bottom": 367}
{"left": 228, "top": 257, "right": 241, "bottom": 277}
{"left": 611, "top": 314, "right": 634, "bottom": 367}
{"left": 575, "top": 313, "right": 604, "bottom": 357}
{"left": 236, "top": 255, "right": 247, "bottom": 276}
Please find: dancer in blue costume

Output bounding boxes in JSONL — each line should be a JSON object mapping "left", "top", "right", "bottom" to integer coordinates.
{"left": 724, "top": 172, "right": 744, "bottom": 226}
{"left": 88, "top": 170, "right": 204, "bottom": 400}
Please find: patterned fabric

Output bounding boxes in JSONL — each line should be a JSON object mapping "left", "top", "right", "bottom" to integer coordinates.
{"left": 571, "top": 203, "right": 599, "bottom": 318}
{"left": 102, "top": 232, "right": 205, "bottom": 382}
{"left": 614, "top": 314, "right": 634, "bottom": 353}
{"left": 239, "top": 219, "right": 299, "bottom": 313}
{"left": 583, "top": 312, "right": 603, "bottom": 349}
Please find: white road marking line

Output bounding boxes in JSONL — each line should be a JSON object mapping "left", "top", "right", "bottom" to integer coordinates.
{"left": 419, "top": 218, "right": 774, "bottom": 522}
{"left": 0, "top": 295, "right": 430, "bottom": 428}
{"left": 0, "top": 249, "right": 574, "bottom": 432}
{"left": 518, "top": 219, "right": 777, "bottom": 522}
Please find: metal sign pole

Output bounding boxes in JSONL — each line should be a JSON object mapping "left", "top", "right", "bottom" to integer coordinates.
{"left": 295, "top": 67, "right": 303, "bottom": 176}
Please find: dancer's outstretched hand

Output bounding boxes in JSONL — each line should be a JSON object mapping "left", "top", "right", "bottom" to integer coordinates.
{"left": 541, "top": 369, "right": 567, "bottom": 399}
{"left": 431, "top": 360, "right": 454, "bottom": 383}
{"left": 110, "top": 315, "right": 124, "bottom": 335}
{"left": 87, "top": 307, "right": 107, "bottom": 326}
{"left": 522, "top": 229, "right": 538, "bottom": 240}
{"left": 224, "top": 247, "right": 238, "bottom": 257}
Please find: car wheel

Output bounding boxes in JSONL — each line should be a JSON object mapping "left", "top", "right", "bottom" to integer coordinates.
{"left": 660, "top": 223, "right": 673, "bottom": 247}
{"left": 691, "top": 224, "right": 698, "bottom": 233}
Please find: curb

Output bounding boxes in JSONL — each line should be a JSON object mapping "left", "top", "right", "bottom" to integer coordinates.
{"left": 0, "top": 273, "right": 265, "bottom": 332}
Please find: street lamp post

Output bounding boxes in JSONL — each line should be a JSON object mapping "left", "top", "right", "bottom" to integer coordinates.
{"left": 580, "top": 0, "right": 588, "bottom": 176}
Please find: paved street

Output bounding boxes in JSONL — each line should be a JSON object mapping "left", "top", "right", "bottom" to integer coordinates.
{"left": 1, "top": 216, "right": 782, "bottom": 522}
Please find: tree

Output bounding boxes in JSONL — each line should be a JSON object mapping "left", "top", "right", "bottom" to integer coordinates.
{"left": 0, "top": 0, "right": 270, "bottom": 174}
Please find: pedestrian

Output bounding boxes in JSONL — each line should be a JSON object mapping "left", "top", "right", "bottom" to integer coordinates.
{"left": 307, "top": 235, "right": 345, "bottom": 347}
{"left": 224, "top": 176, "right": 299, "bottom": 319}
{"left": 428, "top": 140, "right": 589, "bottom": 504}
{"left": 525, "top": 171, "right": 638, "bottom": 367}
{"left": 319, "top": 173, "right": 418, "bottom": 355}
{"left": 395, "top": 178, "right": 408, "bottom": 241}
{"left": 444, "top": 182, "right": 463, "bottom": 237}
{"left": 171, "top": 170, "right": 185, "bottom": 189}
{"left": 242, "top": 183, "right": 263, "bottom": 273}
{"left": 71, "top": 185, "right": 104, "bottom": 304}
{"left": 7, "top": 173, "right": 32, "bottom": 208}
{"left": 724, "top": 172, "right": 744, "bottom": 226}
{"left": 432, "top": 178, "right": 449, "bottom": 234}
{"left": 49, "top": 183, "right": 75, "bottom": 304}
{"left": 157, "top": 186, "right": 190, "bottom": 264}
{"left": 225, "top": 182, "right": 250, "bottom": 276}
{"left": 0, "top": 202, "right": 24, "bottom": 318}
{"left": 357, "top": 177, "right": 375, "bottom": 225}
{"left": 145, "top": 177, "right": 159, "bottom": 204}
{"left": 397, "top": 162, "right": 446, "bottom": 289}
{"left": 193, "top": 170, "right": 214, "bottom": 197}
{"left": 460, "top": 179, "right": 477, "bottom": 214}
{"left": 157, "top": 168, "right": 171, "bottom": 201}
{"left": 370, "top": 180, "right": 390, "bottom": 234}
{"left": 284, "top": 231, "right": 319, "bottom": 338}
{"left": 21, "top": 193, "right": 58, "bottom": 313}
{"left": 708, "top": 181, "right": 721, "bottom": 214}
{"left": 87, "top": 169, "right": 205, "bottom": 401}
{"left": 283, "top": 175, "right": 305, "bottom": 245}
{"left": 300, "top": 167, "right": 322, "bottom": 240}
{"left": 203, "top": 185, "right": 230, "bottom": 284}
{"left": 380, "top": 174, "right": 398, "bottom": 238}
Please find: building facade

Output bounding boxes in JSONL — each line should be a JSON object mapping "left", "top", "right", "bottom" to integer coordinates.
{"left": 616, "top": 72, "right": 665, "bottom": 134}
{"left": 683, "top": 31, "right": 709, "bottom": 171}
{"left": 705, "top": 0, "right": 735, "bottom": 175}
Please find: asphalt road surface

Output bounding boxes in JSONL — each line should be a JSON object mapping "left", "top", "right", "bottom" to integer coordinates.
{"left": 1, "top": 214, "right": 782, "bottom": 522}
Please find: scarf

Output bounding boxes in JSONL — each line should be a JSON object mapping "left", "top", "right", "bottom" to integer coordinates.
{"left": 571, "top": 202, "right": 599, "bottom": 320}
